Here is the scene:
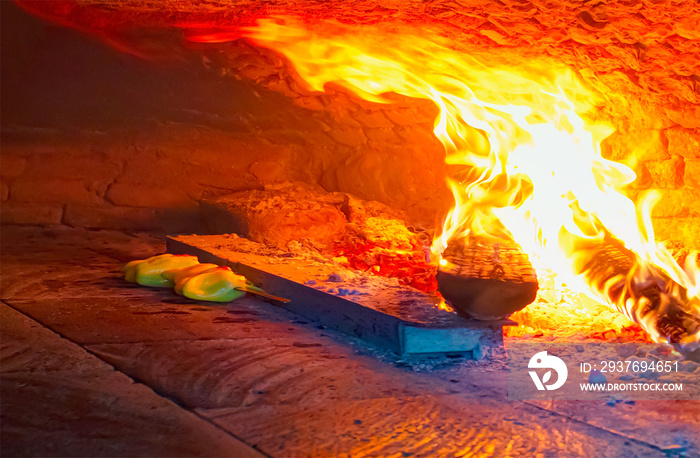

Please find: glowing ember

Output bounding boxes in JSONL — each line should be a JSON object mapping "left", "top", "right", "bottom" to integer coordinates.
{"left": 236, "top": 18, "right": 700, "bottom": 350}
{"left": 335, "top": 216, "right": 437, "bottom": 292}
{"left": 506, "top": 270, "right": 653, "bottom": 343}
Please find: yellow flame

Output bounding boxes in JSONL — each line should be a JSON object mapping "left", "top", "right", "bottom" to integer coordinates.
{"left": 242, "top": 18, "right": 700, "bottom": 348}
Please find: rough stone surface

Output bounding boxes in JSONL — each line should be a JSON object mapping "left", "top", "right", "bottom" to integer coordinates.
{"left": 0, "top": 303, "right": 263, "bottom": 458}
{"left": 14, "top": 1, "right": 700, "bottom": 113}
{"left": 202, "top": 183, "right": 350, "bottom": 250}
{"left": 684, "top": 160, "right": 700, "bottom": 189}
{"left": 63, "top": 204, "right": 159, "bottom": 231}
{"left": 1, "top": 225, "right": 698, "bottom": 456}
{"left": 667, "top": 128, "right": 700, "bottom": 160}
{"left": 88, "top": 339, "right": 449, "bottom": 410}
{"left": 682, "top": 189, "right": 700, "bottom": 216}
{"left": 646, "top": 157, "right": 685, "bottom": 189}
{"left": 22, "top": 151, "right": 121, "bottom": 184}
{"left": 0, "top": 154, "right": 27, "bottom": 179}
{"left": 529, "top": 399, "right": 700, "bottom": 457}
{"left": 2, "top": 1, "right": 700, "bottom": 246}
{"left": 654, "top": 218, "right": 700, "bottom": 247}
{"left": 200, "top": 394, "right": 689, "bottom": 457}
{"left": 602, "top": 129, "right": 668, "bottom": 162}
{"left": 12, "top": 177, "right": 106, "bottom": 205}
{"left": 0, "top": 202, "right": 64, "bottom": 226}
{"left": 199, "top": 185, "right": 439, "bottom": 290}
{"left": 649, "top": 189, "right": 700, "bottom": 219}
{"left": 626, "top": 162, "right": 654, "bottom": 190}
{"left": 105, "top": 183, "right": 196, "bottom": 208}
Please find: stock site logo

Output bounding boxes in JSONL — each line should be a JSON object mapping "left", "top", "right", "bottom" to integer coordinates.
{"left": 528, "top": 351, "right": 568, "bottom": 391}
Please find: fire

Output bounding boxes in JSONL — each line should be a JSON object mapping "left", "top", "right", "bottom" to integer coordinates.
{"left": 237, "top": 18, "right": 700, "bottom": 350}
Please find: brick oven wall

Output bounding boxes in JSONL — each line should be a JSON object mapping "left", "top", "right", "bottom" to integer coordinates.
{"left": 1, "top": 2, "right": 449, "bottom": 232}
{"left": 2, "top": 1, "right": 700, "bottom": 248}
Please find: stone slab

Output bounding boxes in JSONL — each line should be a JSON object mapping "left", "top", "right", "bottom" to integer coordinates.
{"left": 87, "top": 338, "right": 455, "bottom": 411}
{"left": 7, "top": 294, "right": 304, "bottom": 345}
{"left": 0, "top": 302, "right": 263, "bottom": 458}
{"left": 199, "top": 395, "right": 661, "bottom": 457}
{"left": 2, "top": 226, "right": 695, "bottom": 457}
{"left": 84, "top": 325, "right": 676, "bottom": 457}
{"left": 526, "top": 399, "right": 700, "bottom": 455}
{"left": 167, "top": 235, "right": 506, "bottom": 356}
{"left": 0, "top": 226, "right": 164, "bottom": 302}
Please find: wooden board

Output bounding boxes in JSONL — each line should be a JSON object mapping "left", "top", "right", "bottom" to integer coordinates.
{"left": 167, "top": 234, "right": 508, "bottom": 357}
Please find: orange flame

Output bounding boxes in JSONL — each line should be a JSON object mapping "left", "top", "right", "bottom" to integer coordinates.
{"left": 240, "top": 18, "right": 700, "bottom": 349}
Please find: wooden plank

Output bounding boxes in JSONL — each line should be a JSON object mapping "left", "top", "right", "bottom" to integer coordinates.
{"left": 166, "top": 235, "right": 505, "bottom": 357}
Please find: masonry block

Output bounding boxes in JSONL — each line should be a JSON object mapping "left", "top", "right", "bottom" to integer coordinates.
{"left": 646, "top": 157, "right": 685, "bottom": 189}
{"left": 0, "top": 202, "right": 63, "bottom": 225}
{"left": 0, "top": 155, "right": 27, "bottom": 179}
{"left": 683, "top": 160, "right": 700, "bottom": 188}
{"left": 63, "top": 204, "right": 157, "bottom": 231}
{"left": 602, "top": 129, "right": 668, "bottom": 162}
{"left": 105, "top": 183, "right": 195, "bottom": 208}
{"left": 653, "top": 217, "right": 700, "bottom": 250}
{"left": 667, "top": 128, "right": 700, "bottom": 160}
{"left": 12, "top": 178, "right": 104, "bottom": 205}
{"left": 651, "top": 190, "right": 687, "bottom": 218}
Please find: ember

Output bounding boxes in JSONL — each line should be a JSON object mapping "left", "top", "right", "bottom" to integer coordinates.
{"left": 336, "top": 215, "right": 437, "bottom": 292}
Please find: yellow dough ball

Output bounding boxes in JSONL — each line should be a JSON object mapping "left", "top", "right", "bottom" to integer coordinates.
{"left": 176, "top": 267, "right": 248, "bottom": 302}
{"left": 162, "top": 263, "right": 219, "bottom": 285}
{"left": 123, "top": 254, "right": 199, "bottom": 287}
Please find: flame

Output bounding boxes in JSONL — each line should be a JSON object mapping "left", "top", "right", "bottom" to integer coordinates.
{"left": 239, "top": 18, "right": 700, "bottom": 348}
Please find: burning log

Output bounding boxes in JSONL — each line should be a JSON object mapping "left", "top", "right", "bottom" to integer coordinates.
{"left": 437, "top": 238, "right": 538, "bottom": 320}
{"left": 570, "top": 234, "right": 700, "bottom": 352}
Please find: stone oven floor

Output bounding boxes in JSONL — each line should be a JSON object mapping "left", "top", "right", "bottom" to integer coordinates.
{"left": 1, "top": 226, "right": 698, "bottom": 457}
